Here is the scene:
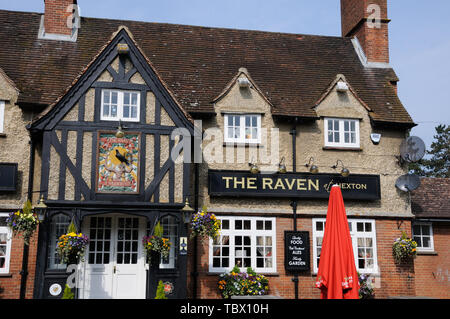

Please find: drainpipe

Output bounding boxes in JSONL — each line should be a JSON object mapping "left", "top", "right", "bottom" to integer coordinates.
{"left": 192, "top": 162, "right": 199, "bottom": 299}
{"left": 191, "top": 127, "right": 201, "bottom": 299}
{"left": 20, "top": 133, "right": 36, "bottom": 299}
{"left": 289, "top": 117, "right": 299, "bottom": 299}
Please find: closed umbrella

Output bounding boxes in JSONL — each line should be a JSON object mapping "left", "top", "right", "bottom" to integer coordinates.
{"left": 315, "top": 185, "right": 359, "bottom": 299}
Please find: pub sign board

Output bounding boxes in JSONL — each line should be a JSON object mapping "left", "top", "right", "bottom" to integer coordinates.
{"left": 96, "top": 132, "right": 140, "bottom": 194}
{"left": 284, "top": 231, "right": 310, "bottom": 272}
{"left": 208, "top": 170, "right": 381, "bottom": 201}
{"left": 0, "top": 163, "right": 18, "bottom": 192}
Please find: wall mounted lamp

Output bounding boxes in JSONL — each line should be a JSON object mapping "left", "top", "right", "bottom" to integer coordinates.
{"left": 181, "top": 198, "right": 194, "bottom": 224}
{"left": 115, "top": 120, "right": 126, "bottom": 138}
{"left": 278, "top": 157, "right": 287, "bottom": 174}
{"left": 305, "top": 157, "right": 319, "bottom": 174}
{"left": 249, "top": 158, "right": 260, "bottom": 174}
{"left": 331, "top": 160, "right": 350, "bottom": 177}
{"left": 33, "top": 195, "right": 48, "bottom": 222}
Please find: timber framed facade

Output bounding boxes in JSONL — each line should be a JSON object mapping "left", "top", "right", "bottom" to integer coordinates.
{"left": 29, "top": 28, "right": 194, "bottom": 299}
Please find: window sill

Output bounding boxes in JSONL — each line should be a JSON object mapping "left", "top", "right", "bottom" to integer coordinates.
{"left": 323, "top": 146, "right": 362, "bottom": 151}
{"left": 417, "top": 250, "right": 438, "bottom": 256}
{"left": 207, "top": 271, "right": 279, "bottom": 277}
{"left": 0, "top": 273, "right": 13, "bottom": 277}
{"left": 223, "top": 142, "right": 263, "bottom": 148}
{"left": 0, "top": 133, "right": 6, "bottom": 138}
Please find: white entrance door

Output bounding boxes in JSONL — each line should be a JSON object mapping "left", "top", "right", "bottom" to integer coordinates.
{"left": 80, "top": 215, "right": 146, "bottom": 299}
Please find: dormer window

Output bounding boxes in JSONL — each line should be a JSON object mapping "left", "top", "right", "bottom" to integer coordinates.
{"left": 101, "top": 90, "right": 140, "bottom": 122}
{"left": 224, "top": 114, "right": 261, "bottom": 144}
{"left": 324, "top": 117, "right": 360, "bottom": 149}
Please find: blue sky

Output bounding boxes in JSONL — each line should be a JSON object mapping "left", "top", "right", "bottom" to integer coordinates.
{"left": 1, "top": 0, "right": 449, "bottom": 150}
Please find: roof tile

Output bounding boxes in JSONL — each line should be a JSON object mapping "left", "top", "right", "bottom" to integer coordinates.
{"left": 0, "top": 9, "right": 414, "bottom": 125}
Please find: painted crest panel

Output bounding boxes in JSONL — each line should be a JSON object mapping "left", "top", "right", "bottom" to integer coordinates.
{"left": 96, "top": 132, "right": 140, "bottom": 193}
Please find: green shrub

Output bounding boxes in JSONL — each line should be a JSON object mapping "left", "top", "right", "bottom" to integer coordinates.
{"left": 61, "top": 285, "right": 74, "bottom": 299}
{"left": 155, "top": 280, "right": 167, "bottom": 299}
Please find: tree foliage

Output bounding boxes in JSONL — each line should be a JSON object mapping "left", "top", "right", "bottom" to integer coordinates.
{"left": 409, "top": 124, "right": 449, "bottom": 178}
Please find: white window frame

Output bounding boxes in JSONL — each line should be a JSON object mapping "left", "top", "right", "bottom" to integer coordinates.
{"left": 0, "top": 100, "right": 5, "bottom": 134}
{"left": 100, "top": 89, "right": 140, "bottom": 122}
{"left": 47, "top": 214, "right": 71, "bottom": 270}
{"left": 159, "top": 215, "right": 178, "bottom": 269}
{"left": 413, "top": 222, "right": 434, "bottom": 252}
{"left": 209, "top": 216, "right": 276, "bottom": 274}
{"left": 0, "top": 213, "right": 12, "bottom": 274}
{"left": 312, "top": 218, "right": 379, "bottom": 275}
{"left": 324, "top": 117, "right": 360, "bottom": 148}
{"left": 224, "top": 114, "right": 261, "bottom": 144}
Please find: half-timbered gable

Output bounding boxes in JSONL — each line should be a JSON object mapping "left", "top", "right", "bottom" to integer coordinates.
{"left": 30, "top": 27, "right": 193, "bottom": 207}
{"left": 29, "top": 27, "right": 194, "bottom": 299}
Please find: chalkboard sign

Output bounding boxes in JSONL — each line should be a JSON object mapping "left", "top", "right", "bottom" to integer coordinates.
{"left": 284, "top": 231, "right": 310, "bottom": 272}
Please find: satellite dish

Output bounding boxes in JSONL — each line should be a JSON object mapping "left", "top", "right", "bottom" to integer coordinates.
{"left": 395, "top": 174, "right": 421, "bottom": 192}
{"left": 400, "top": 136, "right": 426, "bottom": 163}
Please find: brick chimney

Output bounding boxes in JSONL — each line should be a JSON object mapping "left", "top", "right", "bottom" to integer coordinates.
{"left": 341, "top": 0, "right": 390, "bottom": 64}
{"left": 43, "top": 0, "right": 79, "bottom": 39}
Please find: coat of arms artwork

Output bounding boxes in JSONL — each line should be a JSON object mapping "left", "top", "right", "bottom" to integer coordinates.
{"left": 96, "top": 132, "right": 140, "bottom": 193}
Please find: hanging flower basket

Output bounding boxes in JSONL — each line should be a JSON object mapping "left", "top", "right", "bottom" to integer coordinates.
{"left": 142, "top": 221, "right": 171, "bottom": 265}
{"left": 57, "top": 232, "right": 89, "bottom": 264}
{"left": 190, "top": 207, "right": 221, "bottom": 240}
{"left": 6, "top": 200, "right": 40, "bottom": 245}
{"left": 142, "top": 235, "right": 171, "bottom": 264}
{"left": 392, "top": 232, "right": 417, "bottom": 264}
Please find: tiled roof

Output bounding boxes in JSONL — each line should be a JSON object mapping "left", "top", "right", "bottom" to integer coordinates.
{"left": 0, "top": 9, "right": 414, "bottom": 125}
{"left": 411, "top": 178, "right": 450, "bottom": 219}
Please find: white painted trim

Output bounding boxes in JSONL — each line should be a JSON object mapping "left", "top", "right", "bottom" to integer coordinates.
{"left": 312, "top": 218, "right": 379, "bottom": 275}
{"left": 223, "top": 113, "right": 261, "bottom": 144}
{"left": 413, "top": 222, "right": 435, "bottom": 252}
{"left": 351, "top": 37, "right": 391, "bottom": 69}
{"left": 37, "top": 15, "right": 78, "bottom": 42}
{"left": 208, "top": 216, "right": 277, "bottom": 274}
{"left": 0, "top": 100, "right": 4, "bottom": 134}
{"left": 324, "top": 117, "right": 360, "bottom": 149}
{"left": 0, "top": 213, "right": 12, "bottom": 274}
{"left": 100, "top": 89, "right": 141, "bottom": 122}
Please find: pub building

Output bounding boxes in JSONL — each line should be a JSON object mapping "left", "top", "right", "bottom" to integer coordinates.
{"left": 0, "top": 0, "right": 445, "bottom": 299}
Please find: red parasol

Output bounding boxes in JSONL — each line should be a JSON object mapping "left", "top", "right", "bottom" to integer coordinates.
{"left": 315, "top": 185, "right": 359, "bottom": 299}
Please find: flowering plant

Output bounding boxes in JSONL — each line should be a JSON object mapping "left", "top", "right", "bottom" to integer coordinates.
{"left": 190, "top": 207, "right": 221, "bottom": 240}
{"left": 142, "top": 236, "right": 171, "bottom": 261}
{"left": 6, "top": 200, "right": 40, "bottom": 245}
{"left": 57, "top": 231, "right": 89, "bottom": 264}
{"left": 358, "top": 273, "right": 375, "bottom": 299}
{"left": 393, "top": 232, "right": 417, "bottom": 263}
{"left": 142, "top": 221, "right": 171, "bottom": 264}
{"left": 218, "top": 266, "right": 269, "bottom": 299}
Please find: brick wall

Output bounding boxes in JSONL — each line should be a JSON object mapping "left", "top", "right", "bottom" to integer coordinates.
{"left": 374, "top": 219, "right": 415, "bottom": 298}
{"left": 188, "top": 216, "right": 416, "bottom": 299}
{"left": 414, "top": 223, "right": 450, "bottom": 299}
{"left": 341, "top": 0, "right": 390, "bottom": 63}
{"left": 0, "top": 229, "right": 39, "bottom": 299}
